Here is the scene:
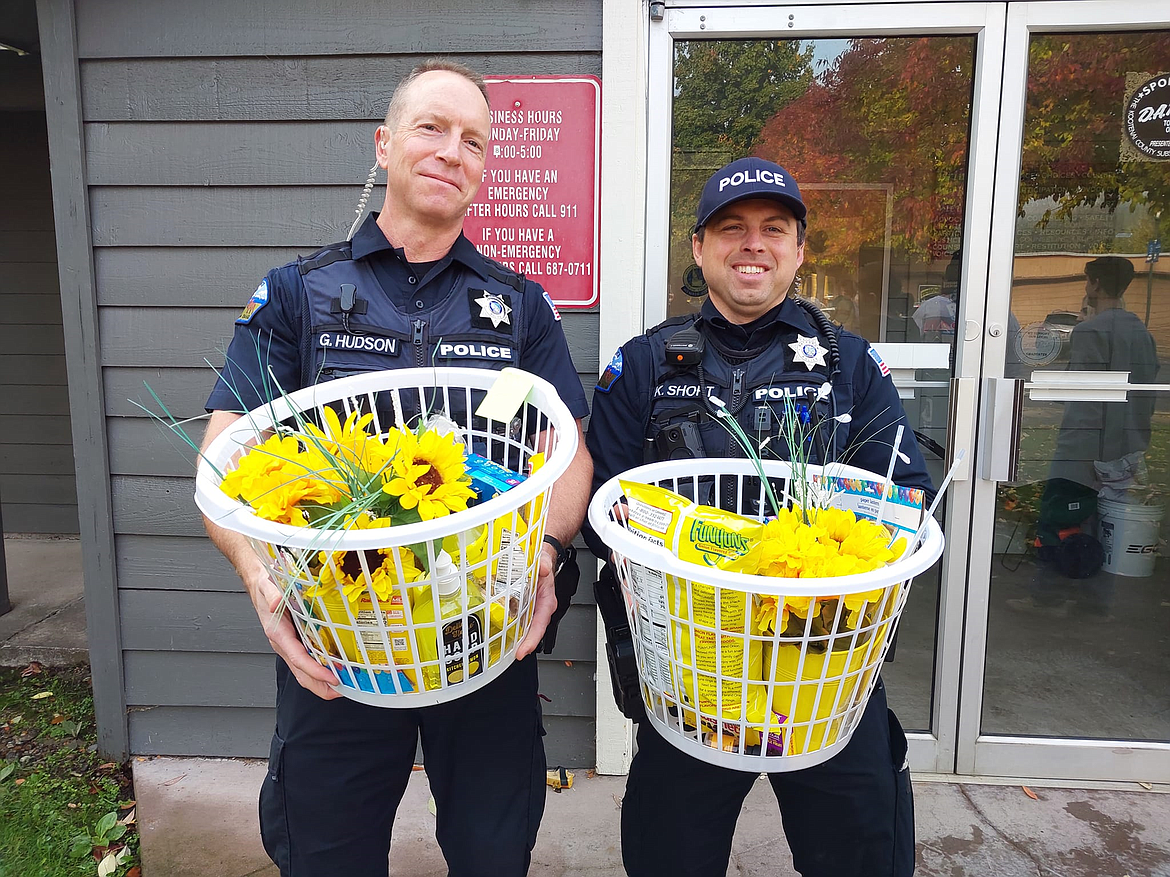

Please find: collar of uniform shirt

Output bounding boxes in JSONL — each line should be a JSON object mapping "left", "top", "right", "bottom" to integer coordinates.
{"left": 699, "top": 296, "right": 817, "bottom": 351}
{"left": 350, "top": 212, "right": 494, "bottom": 283}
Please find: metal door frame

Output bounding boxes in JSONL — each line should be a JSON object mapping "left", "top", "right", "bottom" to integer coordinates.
{"left": 963, "top": 0, "right": 1170, "bottom": 782}
{"left": 647, "top": 2, "right": 1007, "bottom": 774}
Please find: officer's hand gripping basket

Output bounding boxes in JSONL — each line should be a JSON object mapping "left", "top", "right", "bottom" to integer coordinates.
{"left": 588, "top": 459, "right": 944, "bottom": 771}
{"left": 195, "top": 367, "right": 578, "bottom": 707}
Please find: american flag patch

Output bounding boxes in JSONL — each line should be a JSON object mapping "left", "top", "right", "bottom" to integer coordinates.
{"left": 867, "top": 346, "right": 890, "bottom": 377}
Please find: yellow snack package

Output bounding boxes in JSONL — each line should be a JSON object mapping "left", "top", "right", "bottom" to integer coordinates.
{"left": 618, "top": 482, "right": 768, "bottom": 728}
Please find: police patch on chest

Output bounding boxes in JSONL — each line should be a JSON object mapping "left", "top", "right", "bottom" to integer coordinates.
{"left": 436, "top": 341, "right": 514, "bottom": 361}
{"left": 752, "top": 384, "right": 827, "bottom": 402}
{"left": 317, "top": 332, "right": 400, "bottom": 355}
{"left": 468, "top": 289, "right": 513, "bottom": 330}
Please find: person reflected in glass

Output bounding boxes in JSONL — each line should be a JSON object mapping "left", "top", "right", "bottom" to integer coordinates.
{"left": 1012, "top": 256, "right": 1159, "bottom": 613}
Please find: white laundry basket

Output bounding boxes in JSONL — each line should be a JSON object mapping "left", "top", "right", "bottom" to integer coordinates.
{"left": 195, "top": 367, "right": 578, "bottom": 707}
{"left": 589, "top": 459, "right": 944, "bottom": 771}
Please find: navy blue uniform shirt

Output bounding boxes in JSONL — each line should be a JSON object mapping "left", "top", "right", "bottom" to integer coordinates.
{"left": 585, "top": 297, "right": 933, "bottom": 557}
{"left": 206, "top": 214, "right": 589, "bottom": 418}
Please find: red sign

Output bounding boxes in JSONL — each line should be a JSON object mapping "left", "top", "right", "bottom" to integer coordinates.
{"left": 463, "top": 77, "right": 601, "bottom": 309}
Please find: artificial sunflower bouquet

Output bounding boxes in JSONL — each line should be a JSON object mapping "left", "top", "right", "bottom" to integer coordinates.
{"left": 190, "top": 366, "right": 578, "bottom": 704}
{"left": 591, "top": 392, "right": 948, "bottom": 765}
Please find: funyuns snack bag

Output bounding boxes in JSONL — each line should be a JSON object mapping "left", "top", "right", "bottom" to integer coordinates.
{"left": 619, "top": 482, "right": 770, "bottom": 731}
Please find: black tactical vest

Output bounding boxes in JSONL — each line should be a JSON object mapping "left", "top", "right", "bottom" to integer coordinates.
{"left": 297, "top": 242, "right": 529, "bottom": 388}
{"left": 643, "top": 312, "right": 848, "bottom": 467}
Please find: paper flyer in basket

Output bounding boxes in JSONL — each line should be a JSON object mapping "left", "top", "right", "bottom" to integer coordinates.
{"left": 811, "top": 475, "right": 925, "bottom": 538}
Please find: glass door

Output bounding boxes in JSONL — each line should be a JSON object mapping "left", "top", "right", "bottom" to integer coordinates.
{"left": 966, "top": 1, "right": 1170, "bottom": 781}
{"left": 647, "top": 3, "right": 1008, "bottom": 773}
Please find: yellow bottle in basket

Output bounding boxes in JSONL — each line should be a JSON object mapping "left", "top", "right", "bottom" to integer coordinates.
{"left": 414, "top": 552, "right": 488, "bottom": 691}
{"left": 311, "top": 580, "right": 420, "bottom": 690}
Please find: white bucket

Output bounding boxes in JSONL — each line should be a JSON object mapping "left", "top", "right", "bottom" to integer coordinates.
{"left": 1098, "top": 498, "right": 1163, "bottom": 577}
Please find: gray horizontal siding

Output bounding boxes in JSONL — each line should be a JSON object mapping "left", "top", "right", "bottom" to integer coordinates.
{"left": 104, "top": 367, "right": 219, "bottom": 417}
{"left": 0, "top": 354, "right": 69, "bottom": 385}
{"left": 0, "top": 383, "right": 70, "bottom": 414}
{"left": 75, "top": 2, "right": 600, "bottom": 59}
{"left": 0, "top": 231, "right": 57, "bottom": 261}
{"left": 129, "top": 707, "right": 595, "bottom": 766}
{"left": 3, "top": 262, "right": 62, "bottom": 293}
{"left": 2, "top": 504, "right": 79, "bottom": 534}
{"left": 0, "top": 474, "right": 77, "bottom": 505}
{"left": 119, "top": 588, "right": 597, "bottom": 659}
{"left": 82, "top": 54, "right": 602, "bottom": 122}
{"left": 94, "top": 248, "right": 304, "bottom": 306}
{"left": 0, "top": 414, "right": 73, "bottom": 444}
{"left": 124, "top": 650, "right": 594, "bottom": 717}
{"left": 1, "top": 109, "right": 77, "bottom": 535}
{"left": 1, "top": 293, "right": 63, "bottom": 324}
{"left": 0, "top": 324, "right": 67, "bottom": 355}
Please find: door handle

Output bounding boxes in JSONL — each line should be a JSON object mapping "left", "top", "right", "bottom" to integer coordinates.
{"left": 946, "top": 377, "right": 977, "bottom": 481}
{"left": 977, "top": 377, "right": 1024, "bottom": 482}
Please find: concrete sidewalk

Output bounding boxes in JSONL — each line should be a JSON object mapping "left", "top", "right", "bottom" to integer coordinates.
{"left": 0, "top": 535, "right": 86, "bottom": 667}
{"left": 133, "top": 756, "right": 1170, "bottom": 877}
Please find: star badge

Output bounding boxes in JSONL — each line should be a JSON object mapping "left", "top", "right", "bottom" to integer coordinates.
{"left": 789, "top": 334, "right": 828, "bottom": 371}
{"left": 474, "top": 291, "right": 512, "bottom": 328}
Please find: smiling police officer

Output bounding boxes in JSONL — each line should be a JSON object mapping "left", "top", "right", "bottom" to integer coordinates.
{"left": 199, "top": 60, "right": 593, "bottom": 877}
{"left": 585, "top": 157, "right": 932, "bottom": 877}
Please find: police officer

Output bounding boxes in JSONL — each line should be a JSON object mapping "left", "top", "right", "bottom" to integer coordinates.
{"left": 200, "top": 60, "right": 593, "bottom": 877}
{"left": 585, "top": 157, "right": 932, "bottom": 877}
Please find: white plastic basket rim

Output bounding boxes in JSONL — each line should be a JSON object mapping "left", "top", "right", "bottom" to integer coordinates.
{"left": 195, "top": 366, "right": 578, "bottom": 550}
{"left": 588, "top": 458, "right": 944, "bottom": 596}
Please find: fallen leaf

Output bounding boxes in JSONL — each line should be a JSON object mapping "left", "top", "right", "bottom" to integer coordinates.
{"left": 121, "top": 799, "right": 136, "bottom": 808}
{"left": 586, "top": 769, "right": 597, "bottom": 778}
{"left": 14, "top": 778, "right": 25, "bottom": 786}
{"left": 51, "top": 715, "right": 65, "bottom": 725}
{"left": 97, "top": 850, "right": 118, "bottom": 877}
{"left": 10, "top": 716, "right": 21, "bottom": 725}
{"left": 31, "top": 692, "right": 54, "bottom": 700}
{"left": 1138, "top": 782, "right": 1153, "bottom": 791}
{"left": 118, "top": 808, "right": 136, "bottom": 825}
{"left": 98, "top": 762, "right": 117, "bottom": 770}
{"left": 1022, "top": 785, "right": 1039, "bottom": 800}
{"left": 67, "top": 803, "right": 78, "bottom": 809}
{"left": 161, "top": 774, "right": 186, "bottom": 786}
{"left": 20, "top": 662, "right": 43, "bottom": 678}
{"left": 126, "top": 868, "right": 142, "bottom": 877}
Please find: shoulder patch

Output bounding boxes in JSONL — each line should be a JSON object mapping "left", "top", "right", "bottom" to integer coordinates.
{"left": 596, "top": 348, "right": 624, "bottom": 393}
{"left": 542, "top": 290, "right": 562, "bottom": 322}
{"left": 867, "top": 345, "right": 891, "bottom": 377}
{"left": 236, "top": 278, "right": 270, "bottom": 324}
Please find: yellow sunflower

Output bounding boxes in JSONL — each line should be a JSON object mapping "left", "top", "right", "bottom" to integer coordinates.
{"left": 305, "top": 516, "right": 423, "bottom": 605}
{"left": 383, "top": 429, "right": 476, "bottom": 520}
{"left": 219, "top": 433, "right": 341, "bottom": 525}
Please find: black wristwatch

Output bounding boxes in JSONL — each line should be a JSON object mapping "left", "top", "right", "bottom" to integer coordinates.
{"left": 542, "top": 534, "right": 568, "bottom": 575}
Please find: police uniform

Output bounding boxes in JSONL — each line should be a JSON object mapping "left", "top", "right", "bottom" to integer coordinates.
{"left": 207, "top": 213, "right": 588, "bottom": 877}
{"left": 584, "top": 158, "right": 932, "bottom": 877}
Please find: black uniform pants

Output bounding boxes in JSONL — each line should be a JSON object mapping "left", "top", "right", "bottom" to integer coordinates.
{"left": 259, "top": 656, "right": 547, "bottom": 877}
{"left": 621, "top": 679, "right": 915, "bottom": 877}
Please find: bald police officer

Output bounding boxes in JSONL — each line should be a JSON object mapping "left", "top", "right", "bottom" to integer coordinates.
{"left": 200, "top": 60, "right": 593, "bottom": 877}
{"left": 586, "top": 157, "right": 931, "bottom": 877}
